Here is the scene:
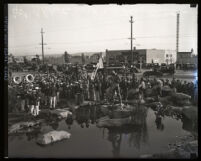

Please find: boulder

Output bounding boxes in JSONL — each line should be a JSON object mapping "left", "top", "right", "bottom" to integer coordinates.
{"left": 172, "top": 93, "right": 191, "bottom": 100}
{"left": 159, "top": 96, "right": 174, "bottom": 106}
{"left": 159, "top": 93, "right": 191, "bottom": 107}
{"left": 96, "top": 116, "right": 132, "bottom": 128}
{"left": 166, "top": 105, "right": 183, "bottom": 113}
{"left": 147, "top": 102, "right": 163, "bottom": 110}
{"left": 50, "top": 109, "right": 72, "bottom": 119}
{"left": 182, "top": 106, "right": 197, "bottom": 121}
{"left": 161, "top": 86, "right": 174, "bottom": 97}
{"left": 36, "top": 130, "right": 71, "bottom": 145}
{"left": 8, "top": 119, "right": 43, "bottom": 134}
{"left": 145, "top": 97, "right": 155, "bottom": 103}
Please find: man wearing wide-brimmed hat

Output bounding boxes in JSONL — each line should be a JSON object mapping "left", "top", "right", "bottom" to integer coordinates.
{"left": 49, "top": 82, "right": 57, "bottom": 109}
{"left": 34, "top": 87, "right": 40, "bottom": 116}
{"left": 28, "top": 89, "right": 36, "bottom": 116}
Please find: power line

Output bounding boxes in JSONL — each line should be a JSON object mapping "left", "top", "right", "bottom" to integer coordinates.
{"left": 130, "top": 16, "right": 134, "bottom": 63}
{"left": 9, "top": 10, "right": 194, "bottom": 39}
{"left": 9, "top": 34, "right": 195, "bottom": 49}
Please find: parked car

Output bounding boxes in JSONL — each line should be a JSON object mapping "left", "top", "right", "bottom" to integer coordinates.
{"left": 183, "top": 63, "right": 197, "bottom": 70}
{"left": 160, "top": 63, "right": 175, "bottom": 74}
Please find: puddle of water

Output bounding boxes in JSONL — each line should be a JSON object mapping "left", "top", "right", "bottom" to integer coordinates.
{"left": 8, "top": 105, "right": 196, "bottom": 158}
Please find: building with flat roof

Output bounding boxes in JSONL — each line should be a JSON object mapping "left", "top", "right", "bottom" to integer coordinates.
{"left": 106, "top": 49, "right": 176, "bottom": 65}
{"left": 177, "top": 50, "right": 197, "bottom": 64}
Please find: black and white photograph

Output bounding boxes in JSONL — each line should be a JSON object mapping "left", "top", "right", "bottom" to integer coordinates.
{"left": 6, "top": 3, "right": 198, "bottom": 159}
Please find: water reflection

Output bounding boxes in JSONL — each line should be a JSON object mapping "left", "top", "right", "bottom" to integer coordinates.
{"left": 150, "top": 104, "right": 197, "bottom": 135}
{"left": 181, "top": 115, "right": 198, "bottom": 137}
{"left": 155, "top": 112, "right": 165, "bottom": 131}
{"left": 74, "top": 105, "right": 103, "bottom": 128}
{"left": 76, "top": 106, "right": 91, "bottom": 128}
{"left": 65, "top": 115, "right": 74, "bottom": 129}
{"left": 50, "top": 121, "right": 59, "bottom": 130}
{"left": 108, "top": 131, "right": 122, "bottom": 157}
{"left": 9, "top": 103, "right": 197, "bottom": 158}
{"left": 26, "top": 126, "right": 41, "bottom": 141}
{"left": 104, "top": 105, "right": 149, "bottom": 157}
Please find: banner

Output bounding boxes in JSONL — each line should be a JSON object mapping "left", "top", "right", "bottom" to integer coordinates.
{"left": 91, "top": 56, "right": 104, "bottom": 80}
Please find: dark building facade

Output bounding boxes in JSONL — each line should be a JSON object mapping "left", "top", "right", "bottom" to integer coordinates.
{"left": 177, "top": 51, "right": 197, "bottom": 65}
{"left": 105, "top": 49, "right": 147, "bottom": 65}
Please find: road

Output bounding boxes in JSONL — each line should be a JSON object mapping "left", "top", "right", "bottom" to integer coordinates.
{"left": 136, "top": 69, "right": 197, "bottom": 82}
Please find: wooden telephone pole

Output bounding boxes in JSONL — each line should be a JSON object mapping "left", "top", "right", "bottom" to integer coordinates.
{"left": 129, "top": 16, "right": 134, "bottom": 64}
{"left": 40, "top": 28, "right": 47, "bottom": 64}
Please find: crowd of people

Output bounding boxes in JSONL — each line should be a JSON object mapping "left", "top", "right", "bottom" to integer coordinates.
{"left": 8, "top": 64, "right": 198, "bottom": 116}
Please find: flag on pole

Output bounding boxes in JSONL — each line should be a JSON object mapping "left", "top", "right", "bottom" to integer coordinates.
{"left": 96, "top": 56, "right": 104, "bottom": 69}
{"left": 91, "top": 55, "right": 104, "bottom": 80}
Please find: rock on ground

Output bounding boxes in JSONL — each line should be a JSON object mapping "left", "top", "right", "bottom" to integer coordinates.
{"left": 8, "top": 119, "right": 44, "bottom": 134}
{"left": 36, "top": 130, "right": 71, "bottom": 145}
{"left": 159, "top": 92, "right": 191, "bottom": 107}
{"left": 51, "top": 108, "right": 72, "bottom": 119}
{"left": 40, "top": 108, "right": 72, "bottom": 119}
{"left": 182, "top": 106, "right": 197, "bottom": 121}
{"left": 161, "top": 86, "right": 175, "bottom": 97}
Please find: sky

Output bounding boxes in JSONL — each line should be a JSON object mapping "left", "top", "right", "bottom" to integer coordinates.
{"left": 8, "top": 4, "right": 198, "bottom": 56}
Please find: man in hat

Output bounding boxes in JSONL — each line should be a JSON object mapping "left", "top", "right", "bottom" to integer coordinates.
{"left": 44, "top": 82, "right": 50, "bottom": 106}
{"left": 49, "top": 82, "right": 57, "bottom": 109}
{"left": 28, "top": 90, "right": 35, "bottom": 116}
{"left": 156, "top": 78, "right": 163, "bottom": 96}
{"left": 139, "top": 78, "right": 146, "bottom": 95}
{"left": 25, "top": 88, "right": 32, "bottom": 112}
{"left": 18, "top": 84, "right": 26, "bottom": 112}
{"left": 111, "top": 70, "right": 123, "bottom": 106}
{"left": 31, "top": 89, "right": 38, "bottom": 116}
{"left": 56, "top": 81, "right": 60, "bottom": 106}
{"left": 34, "top": 87, "right": 41, "bottom": 116}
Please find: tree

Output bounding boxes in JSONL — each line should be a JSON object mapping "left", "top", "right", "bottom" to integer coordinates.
{"left": 35, "top": 54, "right": 40, "bottom": 64}
{"left": 64, "top": 51, "right": 70, "bottom": 63}
{"left": 81, "top": 53, "right": 85, "bottom": 64}
{"left": 23, "top": 56, "right": 28, "bottom": 65}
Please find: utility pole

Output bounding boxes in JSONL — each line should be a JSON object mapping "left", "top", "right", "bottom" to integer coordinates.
{"left": 129, "top": 16, "right": 134, "bottom": 64}
{"left": 40, "top": 28, "right": 47, "bottom": 64}
{"left": 176, "top": 12, "right": 180, "bottom": 55}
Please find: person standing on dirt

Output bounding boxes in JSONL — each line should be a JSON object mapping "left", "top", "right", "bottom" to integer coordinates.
{"left": 49, "top": 83, "right": 57, "bottom": 109}
{"left": 28, "top": 90, "right": 36, "bottom": 116}
{"left": 139, "top": 78, "right": 146, "bottom": 96}
{"left": 18, "top": 84, "right": 26, "bottom": 112}
{"left": 111, "top": 71, "right": 123, "bottom": 106}
{"left": 44, "top": 82, "right": 50, "bottom": 106}
{"left": 56, "top": 81, "right": 61, "bottom": 106}
{"left": 32, "top": 89, "right": 40, "bottom": 116}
